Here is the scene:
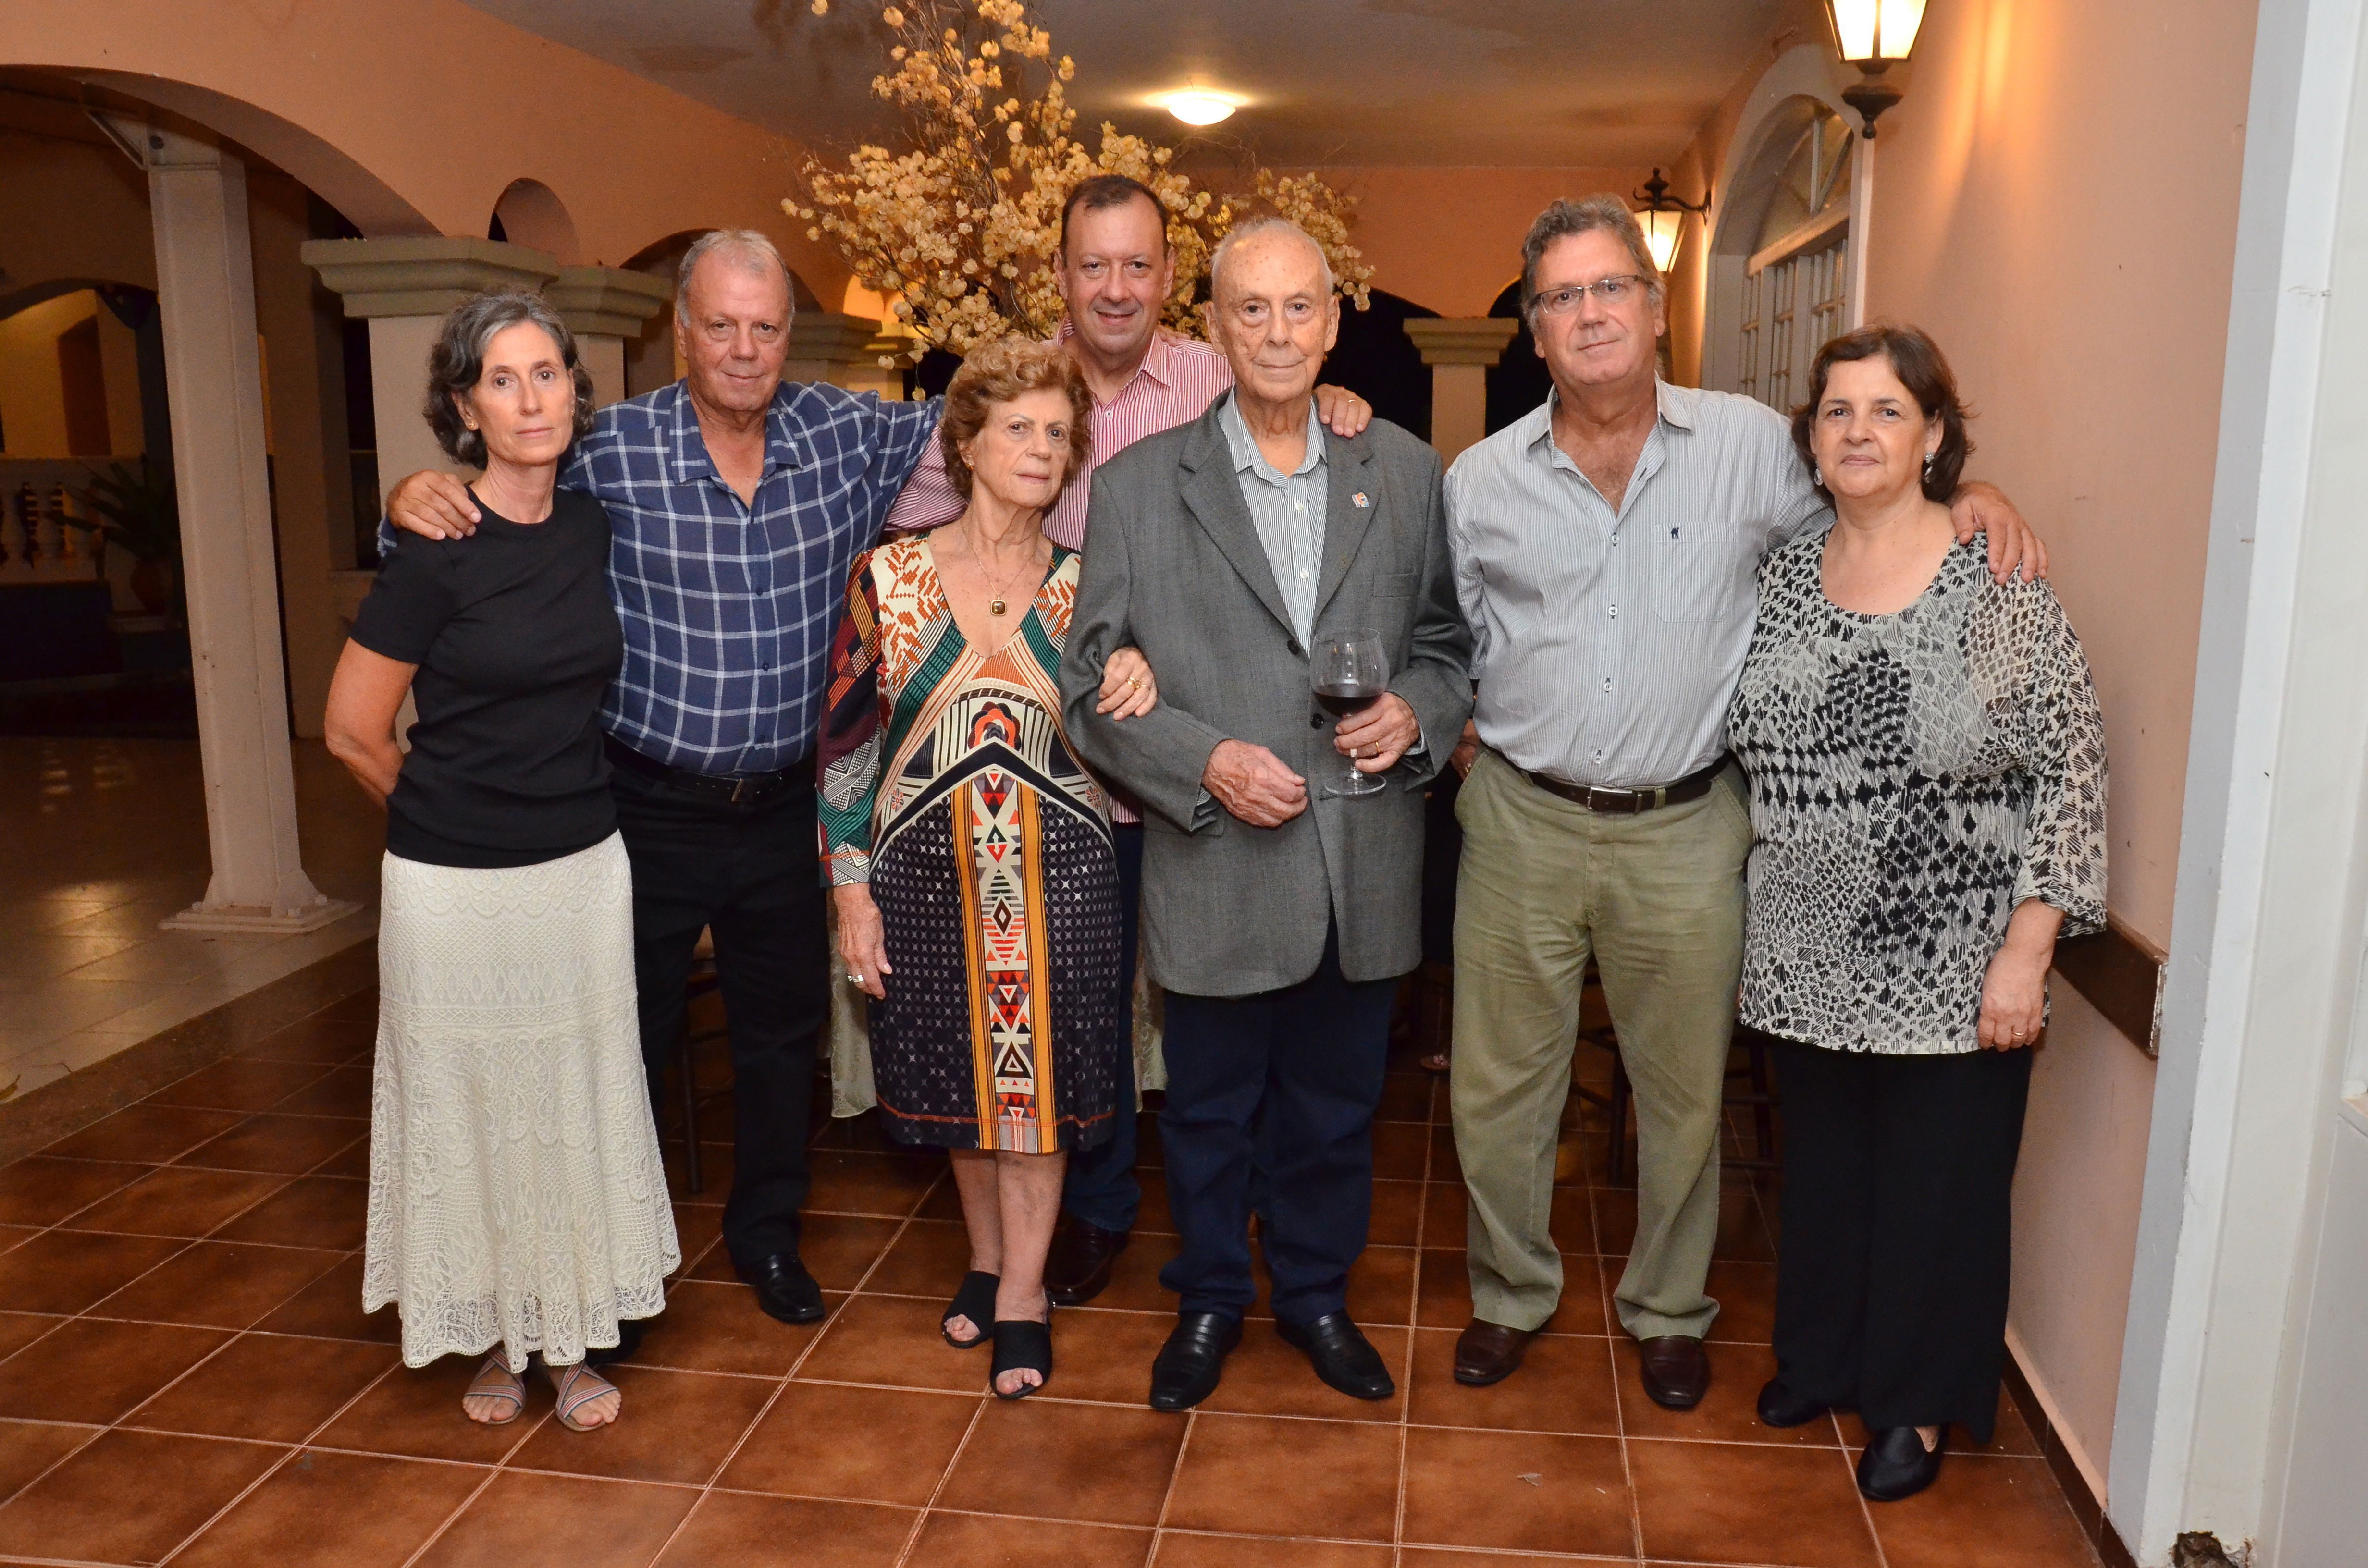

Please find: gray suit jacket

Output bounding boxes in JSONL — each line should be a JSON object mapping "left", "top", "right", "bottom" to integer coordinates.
{"left": 1060, "top": 398, "right": 1473, "bottom": 996}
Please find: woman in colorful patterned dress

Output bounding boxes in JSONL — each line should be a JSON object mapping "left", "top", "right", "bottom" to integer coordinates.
{"left": 820, "top": 337, "right": 1156, "bottom": 1398}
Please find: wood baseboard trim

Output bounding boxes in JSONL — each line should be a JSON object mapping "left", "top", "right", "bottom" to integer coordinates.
{"left": 0, "top": 943, "right": 377, "bottom": 1166}
{"left": 2001, "top": 1350, "right": 2139, "bottom": 1568}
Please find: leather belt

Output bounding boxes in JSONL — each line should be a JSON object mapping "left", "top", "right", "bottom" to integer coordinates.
{"left": 604, "top": 736, "right": 807, "bottom": 806}
{"left": 1502, "top": 751, "right": 1729, "bottom": 814}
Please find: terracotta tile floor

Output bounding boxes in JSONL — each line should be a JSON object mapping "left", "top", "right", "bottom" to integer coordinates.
{"left": 0, "top": 986, "right": 2102, "bottom": 1567}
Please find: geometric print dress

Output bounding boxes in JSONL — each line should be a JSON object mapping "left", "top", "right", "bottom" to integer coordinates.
{"left": 818, "top": 536, "right": 1125, "bottom": 1152}
{"left": 1725, "top": 534, "right": 2109, "bottom": 1055}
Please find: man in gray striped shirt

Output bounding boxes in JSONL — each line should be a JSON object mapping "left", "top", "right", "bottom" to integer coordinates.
{"left": 1440, "top": 197, "right": 2043, "bottom": 1412}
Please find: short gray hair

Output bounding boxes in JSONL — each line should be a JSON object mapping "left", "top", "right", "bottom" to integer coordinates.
{"left": 676, "top": 229, "right": 795, "bottom": 322}
{"left": 422, "top": 290, "right": 594, "bottom": 467}
{"left": 1519, "top": 196, "right": 1665, "bottom": 317}
{"left": 1209, "top": 216, "right": 1333, "bottom": 301}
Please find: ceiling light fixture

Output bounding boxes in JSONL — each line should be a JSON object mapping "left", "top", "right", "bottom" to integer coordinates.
{"left": 1156, "top": 89, "right": 1242, "bottom": 127}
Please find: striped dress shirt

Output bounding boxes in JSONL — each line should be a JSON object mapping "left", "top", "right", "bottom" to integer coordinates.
{"left": 1443, "top": 380, "right": 1830, "bottom": 791}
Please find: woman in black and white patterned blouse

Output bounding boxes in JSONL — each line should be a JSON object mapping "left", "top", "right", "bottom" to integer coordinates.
{"left": 1725, "top": 324, "right": 2107, "bottom": 1504}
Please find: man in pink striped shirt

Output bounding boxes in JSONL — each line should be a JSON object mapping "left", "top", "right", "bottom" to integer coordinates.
{"left": 884, "top": 174, "right": 1371, "bottom": 1305}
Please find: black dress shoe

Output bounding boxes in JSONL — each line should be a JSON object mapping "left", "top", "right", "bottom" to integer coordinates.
{"left": 1637, "top": 1335, "right": 1710, "bottom": 1410}
{"left": 1277, "top": 1311, "right": 1395, "bottom": 1401}
{"left": 738, "top": 1253, "right": 826, "bottom": 1324}
{"left": 1454, "top": 1319, "right": 1539, "bottom": 1387}
{"left": 1857, "top": 1425, "right": 1946, "bottom": 1502}
{"left": 1756, "top": 1376, "right": 1830, "bottom": 1429}
{"left": 1044, "top": 1219, "right": 1130, "bottom": 1307}
{"left": 1149, "top": 1311, "right": 1241, "bottom": 1411}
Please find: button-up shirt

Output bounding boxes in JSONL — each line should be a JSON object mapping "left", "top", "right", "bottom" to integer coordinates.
{"left": 882, "top": 325, "right": 1235, "bottom": 549}
{"left": 382, "top": 378, "right": 939, "bottom": 777}
{"left": 1443, "top": 380, "right": 1828, "bottom": 789}
{"left": 1220, "top": 389, "right": 1327, "bottom": 643}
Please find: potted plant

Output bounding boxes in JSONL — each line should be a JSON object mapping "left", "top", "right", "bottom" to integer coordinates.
{"left": 68, "top": 458, "right": 180, "bottom": 617}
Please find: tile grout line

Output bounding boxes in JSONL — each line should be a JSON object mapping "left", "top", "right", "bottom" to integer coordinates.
{"left": 1389, "top": 1068, "right": 1441, "bottom": 1568}
{"left": 1141, "top": 1404, "right": 1197, "bottom": 1567}
{"left": 641, "top": 1134, "right": 952, "bottom": 1567}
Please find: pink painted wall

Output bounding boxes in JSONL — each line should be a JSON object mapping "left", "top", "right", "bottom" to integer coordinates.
{"left": 0, "top": 0, "right": 849, "bottom": 298}
{"left": 1319, "top": 166, "right": 1659, "bottom": 318}
{"left": 1678, "top": 0, "right": 2259, "bottom": 1500}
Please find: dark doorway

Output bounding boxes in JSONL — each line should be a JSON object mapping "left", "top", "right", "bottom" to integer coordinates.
{"left": 1484, "top": 281, "right": 1552, "bottom": 436}
{"left": 1323, "top": 288, "right": 1435, "bottom": 443}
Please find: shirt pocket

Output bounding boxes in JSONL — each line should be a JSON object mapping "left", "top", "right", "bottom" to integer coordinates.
{"left": 1651, "top": 523, "right": 1754, "bottom": 623}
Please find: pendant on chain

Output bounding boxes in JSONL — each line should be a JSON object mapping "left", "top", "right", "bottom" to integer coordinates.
{"left": 989, "top": 598, "right": 1008, "bottom": 616}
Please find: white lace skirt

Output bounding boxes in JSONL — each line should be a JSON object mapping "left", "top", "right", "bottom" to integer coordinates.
{"left": 364, "top": 833, "right": 679, "bottom": 1371}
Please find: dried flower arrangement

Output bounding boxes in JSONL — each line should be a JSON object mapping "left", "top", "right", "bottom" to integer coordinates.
{"left": 790, "top": 0, "right": 1372, "bottom": 363}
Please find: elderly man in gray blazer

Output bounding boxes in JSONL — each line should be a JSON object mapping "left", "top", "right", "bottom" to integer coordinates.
{"left": 1061, "top": 218, "right": 1473, "bottom": 1413}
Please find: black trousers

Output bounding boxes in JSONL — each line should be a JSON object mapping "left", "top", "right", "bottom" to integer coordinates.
{"left": 611, "top": 766, "right": 829, "bottom": 1270}
{"left": 1060, "top": 821, "right": 1144, "bottom": 1232}
{"left": 1159, "top": 923, "right": 1397, "bottom": 1323}
{"left": 1771, "top": 1040, "right": 2033, "bottom": 1443}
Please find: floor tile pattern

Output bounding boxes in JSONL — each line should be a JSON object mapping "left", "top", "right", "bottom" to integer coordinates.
{"left": 0, "top": 985, "right": 2101, "bottom": 1566}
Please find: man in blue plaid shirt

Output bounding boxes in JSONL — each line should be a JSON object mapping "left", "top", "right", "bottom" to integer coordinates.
{"left": 384, "top": 231, "right": 937, "bottom": 1336}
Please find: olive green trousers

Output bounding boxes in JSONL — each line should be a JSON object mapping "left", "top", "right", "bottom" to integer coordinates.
{"left": 1449, "top": 749, "right": 1751, "bottom": 1340}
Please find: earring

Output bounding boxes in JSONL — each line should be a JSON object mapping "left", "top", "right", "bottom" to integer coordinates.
{"left": 1812, "top": 466, "right": 1823, "bottom": 486}
{"left": 1923, "top": 453, "right": 1936, "bottom": 476}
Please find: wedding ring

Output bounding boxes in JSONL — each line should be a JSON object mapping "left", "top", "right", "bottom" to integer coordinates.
{"left": 847, "top": 972, "right": 864, "bottom": 985}
{"left": 1127, "top": 677, "right": 1143, "bottom": 692}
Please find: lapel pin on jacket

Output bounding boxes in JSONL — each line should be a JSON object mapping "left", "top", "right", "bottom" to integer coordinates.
{"left": 1352, "top": 492, "right": 1369, "bottom": 508}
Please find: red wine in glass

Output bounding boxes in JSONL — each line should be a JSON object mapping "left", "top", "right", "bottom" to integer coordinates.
{"left": 1312, "top": 630, "right": 1389, "bottom": 797}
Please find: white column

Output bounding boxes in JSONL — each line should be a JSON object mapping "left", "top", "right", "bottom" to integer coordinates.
{"left": 1403, "top": 318, "right": 1522, "bottom": 464}
{"left": 1847, "top": 134, "right": 1875, "bottom": 329}
{"left": 545, "top": 266, "right": 673, "bottom": 407}
{"left": 108, "top": 120, "right": 354, "bottom": 933}
{"left": 299, "top": 237, "right": 562, "bottom": 510}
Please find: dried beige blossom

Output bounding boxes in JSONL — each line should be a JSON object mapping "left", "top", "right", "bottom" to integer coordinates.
{"left": 790, "top": 0, "right": 1371, "bottom": 362}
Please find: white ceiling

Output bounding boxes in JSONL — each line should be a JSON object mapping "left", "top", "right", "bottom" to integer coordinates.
{"left": 460, "top": 0, "right": 1798, "bottom": 169}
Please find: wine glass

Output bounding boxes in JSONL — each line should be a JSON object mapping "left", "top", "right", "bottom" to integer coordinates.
{"left": 1312, "top": 630, "right": 1390, "bottom": 798}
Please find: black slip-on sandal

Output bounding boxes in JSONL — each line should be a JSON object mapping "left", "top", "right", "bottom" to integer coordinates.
{"left": 990, "top": 1317, "right": 1053, "bottom": 1399}
{"left": 942, "top": 1270, "right": 1000, "bottom": 1349}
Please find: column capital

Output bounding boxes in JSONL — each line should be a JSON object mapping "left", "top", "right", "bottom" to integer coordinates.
{"left": 299, "top": 236, "right": 560, "bottom": 318}
{"left": 791, "top": 311, "right": 891, "bottom": 365}
{"left": 547, "top": 265, "right": 673, "bottom": 339}
{"left": 1403, "top": 316, "right": 1522, "bottom": 368}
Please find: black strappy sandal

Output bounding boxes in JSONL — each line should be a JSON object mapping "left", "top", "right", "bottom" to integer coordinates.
{"left": 990, "top": 1316, "right": 1053, "bottom": 1400}
{"left": 941, "top": 1270, "right": 1000, "bottom": 1349}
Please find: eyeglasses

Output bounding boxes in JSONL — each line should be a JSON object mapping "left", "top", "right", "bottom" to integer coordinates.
{"left": 1532, "top": 276, "right": 1648, "bottom": 316}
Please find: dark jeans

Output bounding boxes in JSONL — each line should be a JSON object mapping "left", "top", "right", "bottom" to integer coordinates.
{"left": 611, "top": 766, "right": 829, "bottom": 1271}
{"left": 1770, "top": 1040, "right": 2034, "bottom": 1444}
{"left": 1061, "top": 821, "right": 1143, "bottom": 1232}
{"left": 1158, "top": 923, "right": 1397, "bottom": 1323}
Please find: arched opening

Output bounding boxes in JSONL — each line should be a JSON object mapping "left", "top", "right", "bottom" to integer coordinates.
{"left": 1483, "top": 278, "right": 1552, "bottom": 436}
{"left": 1324, "top": 288, "right": 1436, "bottom": 442}
{"left": 1701, "top": 47, "right": 1861, "bottom": 403}
{"left": 490, "top": 177, "right": 581, "bottom": 264}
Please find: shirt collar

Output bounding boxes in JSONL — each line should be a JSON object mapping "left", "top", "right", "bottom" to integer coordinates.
{"left": 1220, "top": 388, "right": 1324, "bottom": 481}
{"left": 1524, "top": 377, "right": 1695, "bottom": 453}
{"left": 666, "top": 380, "right": 811, "bottom": 489}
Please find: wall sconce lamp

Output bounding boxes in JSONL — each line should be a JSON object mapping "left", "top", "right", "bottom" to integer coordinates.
{"left": 1824, "top": 0, "right": 1928, "bottom": 135}
{"left": 1631, "top": 169, "right": 1710, "bottom": 273}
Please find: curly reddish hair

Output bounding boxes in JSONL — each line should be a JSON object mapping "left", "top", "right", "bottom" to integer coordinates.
{"left": 939, "top": 336, "right": 1093, "bottom": 501}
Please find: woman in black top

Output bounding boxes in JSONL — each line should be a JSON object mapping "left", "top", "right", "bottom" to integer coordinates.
{"left": 325, "top": 292, "right": 677, "bottom": 1433}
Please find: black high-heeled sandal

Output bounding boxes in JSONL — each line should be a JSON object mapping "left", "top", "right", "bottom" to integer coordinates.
{"left": 941, "top": 1271, "right": 999, "bottom": 1349}
{"left": 990, "top": 1316, "right": 1053, "bottom": 1400}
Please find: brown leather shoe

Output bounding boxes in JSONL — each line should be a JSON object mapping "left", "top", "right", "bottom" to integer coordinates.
{"left": 1044, "top": 1219, "right": 1129, "bottom": 1307}
{"left": 1637, "top": 1335, "right": 1710, "bottom": 1409}
{"left": 1454, "top": 1319, "right": 1539, "bottom": 1387}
